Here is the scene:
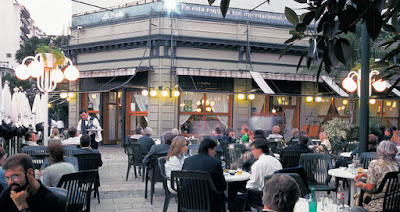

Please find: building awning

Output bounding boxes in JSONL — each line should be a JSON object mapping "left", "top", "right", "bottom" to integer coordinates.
{"left": 79, "top": 68, "right": 136, "bottom": 78}
{"left": 321, "top": 76, "right": 349, "bottom": 97}
{"left": 250, "top": 71, "right": 274, "bottom": 94}
{"left": 386, "top": 81, "right": 400, "bottom": 97}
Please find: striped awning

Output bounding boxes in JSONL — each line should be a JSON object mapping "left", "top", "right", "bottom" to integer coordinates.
{"left": 79, "top": 68, "right": 136, "bottom": 78}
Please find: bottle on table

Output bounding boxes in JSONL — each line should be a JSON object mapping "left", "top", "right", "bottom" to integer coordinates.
{"left": 337, "top": 182, "right": 345, "bottom": 211}
{"left": 220, "top": 156, "right": 226, "bottom": 170}
{"left": 309, "top": 187, "right": 317, "bottom": 212}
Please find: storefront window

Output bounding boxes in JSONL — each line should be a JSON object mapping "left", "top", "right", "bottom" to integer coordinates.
{"left": 128, "top": 91, "right": 148, "bottom": 134}
{"left": 86, "top": 93, "right": 100, "bottom": 119}
{"left": 179, "top": 92, "right": 231, "bottom": 135}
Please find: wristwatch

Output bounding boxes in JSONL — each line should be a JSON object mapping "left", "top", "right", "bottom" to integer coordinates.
{"left": 20, "top": 208, "right": 30, "bottom": 212}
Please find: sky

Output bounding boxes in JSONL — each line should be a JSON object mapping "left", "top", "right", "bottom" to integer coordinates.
{"left": 17, "top": 0, "right": 304, "bottom": 36}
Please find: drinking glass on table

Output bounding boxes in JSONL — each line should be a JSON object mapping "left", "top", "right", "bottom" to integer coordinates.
{"left": 237, "top": 163, "right": 243, "bottom": 175}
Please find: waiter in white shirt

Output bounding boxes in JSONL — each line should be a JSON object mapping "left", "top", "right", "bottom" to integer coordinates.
{"left": 77, "top": 109, "right": 102, "bottom": 149}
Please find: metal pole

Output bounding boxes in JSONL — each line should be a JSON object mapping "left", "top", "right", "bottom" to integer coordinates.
{"left": 359, "top": 23, "right": 370, "bottom": 153}
{"left": 43, "top": 91, "right": 49, "bottom": 146}
{"left": 121, "top": 87, "right": 126, "bottom": 146}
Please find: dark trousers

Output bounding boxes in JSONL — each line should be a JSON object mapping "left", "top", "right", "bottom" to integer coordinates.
{"left": 89, "top": 134, "right": 98, "bottom": 149}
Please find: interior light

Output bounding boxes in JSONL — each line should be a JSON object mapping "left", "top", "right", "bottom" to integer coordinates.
{"left": 370, "top": 99, "right": 376, "bottom": 104}
{"left": 272, "top": 108, "right": 277, "bottom": 114}
{"left": 306, "top": 96, "right": 313, "bottom": 102}
{"left": 68, "top": 93, "right": 74, "bottom": 98}
{"left": 393, "top": 102, "right": 397, "bottom": 108}
{"left": 238, "top": 94, "right": 245, "bottom": 100}
{"left": 150, "top": 90, "right": 157, "bottom": 97}
{"left": 161, "top": 90, "right": 168, "bottom": 97}
{"left": 60, "top": 92, "right": 68, "bottom": 99}
{"left": 141, "top": 90, "right": 148, "bottom": 96}
{"left": 206, "top": 107, "right": 212, "bottom": 112}
{"left": 316, "top": 97, "right": 322, "bottom": 102}
{"left": 196, "top": 108, "right": 201, "bottom": 112}
{"left": 248, "top": 94, "right": 255, "bottom": 100}
{"left": 173, "top": 90, "right": 180, "bottom": 97}
{"left": 386, "top": 101, "right": 391, "bottom": 106}
{"left": 91, "top": 94, "right": 97, "bottom": 99}
{"left": 48, "top": 103, "right": 51, "bottom": 108}
{"left": 343, "top": 99, "right": 348, "bottom": 105}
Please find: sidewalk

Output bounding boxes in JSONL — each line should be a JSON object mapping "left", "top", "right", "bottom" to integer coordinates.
{"left": 91, "top": 145, "right": 177, "bottom": 212}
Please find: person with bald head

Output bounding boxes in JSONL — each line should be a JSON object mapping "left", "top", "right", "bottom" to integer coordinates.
{"left": 267, "top": 126, "right": 283, "bottom": 139}
{"left": 143, "top": 131, "right": 176, "bottom": 166}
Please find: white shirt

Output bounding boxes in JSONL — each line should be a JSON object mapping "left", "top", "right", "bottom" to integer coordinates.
{"left": 25, "top": 141, "right": 39, "bottom": 146}
{"left": 77, "top": 118, "right": 102, "bottom": 142}
{"left": 246, "top": 154, "right": 283, "bottom": 190}
{"left": 61, "top": 136, "right": 81, "bottom": 146}
{"left": 165, "top": 155, "right": 185, "bottom": 178}
{"left": 321, "top": 139, "right": 332, "bottom": 151}
{"left": 267, "top": 134, "right": 283, "bottom": 139}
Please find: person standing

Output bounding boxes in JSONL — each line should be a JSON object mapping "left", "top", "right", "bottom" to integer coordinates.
{"left": 241, "top": 125, "right": 250, "bottom": 143}
{"left": 77, "top": 109, "right": 102, "bottom": 149}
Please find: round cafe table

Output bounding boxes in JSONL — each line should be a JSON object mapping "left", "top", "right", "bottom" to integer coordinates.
{"left": 224, "top": 171, "right": 250, "bottom": 182}
{"left": 328, "top": 168, "right": 362, "bottom": 207}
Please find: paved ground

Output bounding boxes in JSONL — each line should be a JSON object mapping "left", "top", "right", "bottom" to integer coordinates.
{"left": 92, "top": 145, "right": 351, "bottom": 212}
{"left": 91, "top": 145, "right": 177, "bottom": 212}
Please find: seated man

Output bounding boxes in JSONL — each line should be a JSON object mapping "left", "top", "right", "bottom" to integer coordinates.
{"left": 143, "top": 131, "right": 175, "bottom": 166}
{"left": 284, "top": 134, "right": 313, "bottom": 153}
{"left": 182, "top": 138, "right": 226, "bottom": 212}
{"left": 73, "top": 135, "right": 103, "bottom": 167}
{"left": 262, "top": 175, "right": 300, "bottom": 212}
{"left": 61, "top": 127, "right": 81, "bottom": 146}
{"left": 130, "top": 126, "right": 143, "bottom": 140}
{"left": 267, "top": 126, "right": 283, "bottom": 139}
{"left": 246, "top": 140, "right": 282, "bottom": 205}
{"left": 24, "top": 131, "right": 38, "bottom": 146}
{"left": 0, "top": 153, "right": 63, "bottom": 211}
{"left": 42, "top": 143, "right": 76, "bottom": 187}
{"left": 138, "top": 127, "right": 155, "bottom": 154}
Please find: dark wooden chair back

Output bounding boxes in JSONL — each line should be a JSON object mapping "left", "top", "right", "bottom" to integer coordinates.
{"left": 280, "top": 151, "right": 303, "bottom": 168}
{"left": 48, "top": 187, "right": 68, "bottom": 212}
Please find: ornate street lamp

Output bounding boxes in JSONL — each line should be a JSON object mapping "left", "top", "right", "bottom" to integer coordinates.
{"left": 342, "top": 69, "right": 387, "bottom": 97}
{"left": 16, "top": 53, "right": 79, "bottom": 146}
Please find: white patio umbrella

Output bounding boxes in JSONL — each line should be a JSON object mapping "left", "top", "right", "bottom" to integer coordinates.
{"left": 32, "top": 93, "right": 45, "bottom": 128}
{"left": 11, "top": 88, "right": 22, "bottom": 126}
{"left": 1, "top": 81, "right": 12, "bottom": 124}
{"left": 21, "top": 91, "right": 31, "bottom": 128}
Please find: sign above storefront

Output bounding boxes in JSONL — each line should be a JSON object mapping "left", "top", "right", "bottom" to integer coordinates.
{"left": 72, "top": 2, "right": 292, "bottom": 27}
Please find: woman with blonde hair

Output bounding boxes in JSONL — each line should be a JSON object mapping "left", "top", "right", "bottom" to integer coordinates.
{"left": 314, "top": 131, "right": 332, "bottom": 152}
{"left": 165, "top": 136, "right": 188, "bottom": 178}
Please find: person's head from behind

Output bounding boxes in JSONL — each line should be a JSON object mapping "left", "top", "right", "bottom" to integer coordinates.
{"left": 51, "top": 128, "right": 60, "bottom": 137}
{"left": 167, "top": 136, "right": 187, "bottom": 161}
{"left": 255, "top": 130, "right": 265, "bottom": 136}
{"left": 24, "top": 131, "right": 36, "bottom": 141}
{"left": 377, "top": 141, "right": 398, "bottom": 161}
{"left": 0, "top": 146, "right": 7, "bottom": 166}
{"left": 241, "top": 125, "right": 249, "bottom": 135}
{"left": 79, "top": 109, "right": 89, "bottom": 120}
{"left": 368, "top": 134, "right": 378, "bottom": 151}
{"left": 80, "top": 134, "right": 91, "bottom": 148}
{"left": 3, "top": 154, "right": 35, "bottom": 192}
{"left": 215, "top": 127, "right": 222, "bottom": 135}
{"left": 291, "top": 128, "right": 299, "bottom": 138}
{"left": 136, "top": 127, "right": 143, "bottom": 135}
{"left": 298, "top": 135, "right": 309, "bottom": 146}
{"left": 198, "top": 138, "right": 217, "bottom": 157}
{"left": 272, "top": 126, "right": 280, "bottom": 134}
{"left": 163, "top": 131, "right": 176, "bottom": 145}
{"left": 67, "top": 127, "right": 78, "bottom": 138}
{"left": 263, "top": 175, "right": 300, "bottom": 212}
{"left": 251, "top": 140, "right": 269, "bottom": 159}
{"left": 224, "top": 127, "right": 234, "bottom": 137}
{"left": 47, "top": 143, "right": 64, "bottom": 164}
{"left": 143, "top": 127, "right": 152, "bottom": 136}
{"left": 171, "top": 128, "right": 180, "bottom": 136}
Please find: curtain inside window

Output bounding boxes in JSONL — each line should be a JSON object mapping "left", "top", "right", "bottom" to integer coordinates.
{"left": 134, "top": 94, "right": 149, "bottom": 122}
{"left": 284, "top": 109, "right": 294, "bottom": 142}
{"left": 207, "top": 93, "right": 229, "bottom": 127}
{"left": 335, "top": 98, "right": 345, "bottom": 116}
{"left": 109, "top": 105, "right": 116, "bottom": 140}
{"left": 179, "top": 92, "right": 203, "bottom": 126}
{"left": 252, "top": 95, "right": 265, "bottom": 114}
{"left": 317, "top": 101, "right": 331, "bottom": 116}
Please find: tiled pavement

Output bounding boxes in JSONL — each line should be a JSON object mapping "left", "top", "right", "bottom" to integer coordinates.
{"left": 92, "top": 145, "right": 351, "bottom": 212}
{"left": 91, "top": 145, "right": 177, "bottom": 212}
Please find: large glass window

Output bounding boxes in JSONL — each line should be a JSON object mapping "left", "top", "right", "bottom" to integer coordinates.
{"left": 128, "top": 91, "right": 148, "bottom": 134}
{"left": 179, "top": 92, "right": 231, "bottom": 135}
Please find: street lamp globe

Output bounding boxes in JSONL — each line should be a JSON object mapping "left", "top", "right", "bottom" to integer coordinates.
{"left": 53, "top": 68, "right": 64, "bottom": 83}
{"left": 342, "top": 77, "right": 357, "bottom": 92}
{"left": 28, "top": 61, "right": 44, "bottom": 78}
{"left": 15, "top": 65, "right": 30, "bottom": 80}
{"left": 372, "top": 79, "right": 387, "bottom": 92}
{"left": 64, "top": 66, "right": 80, "bottom": 81}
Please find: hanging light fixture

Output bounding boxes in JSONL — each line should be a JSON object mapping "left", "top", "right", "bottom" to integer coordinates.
{"left": 306, "top": 96, "right": 313, "bottom": 102}
{"left": 141, "top": 89, "right": 148, "bottom": 96}
{"left": 316, "top": 97, "right": 322, "bottom": 102}
{"left": 370, "top": 99, "right": 376, "bottom": 104}
{"left": 173, "top": 90, "right": 180, "bottom": 97}
{"left": 150, "top": 89, "right": 157, "bottom": 97}
{"left": 60, "top": 92, "right": 68, "bottom": 99}
{"left": 248, "top": 94, "right": 255, "bottom": 100}
{"left": 161, "top": 90, "right": 168, "bottom": 97}
{"left": 238, "top": 94, "right": 245, "bottom": 100}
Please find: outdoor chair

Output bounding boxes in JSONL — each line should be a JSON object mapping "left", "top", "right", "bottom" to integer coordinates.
{"left": 171, "top": 170, "right": 225, "bottom": 212}
{"left": 63, "top": 145, "right": 78, "bottom": 157}
{"left": 157, "top": 156, "right": 178, "bottom": 212}
{"left": 358, "top": 171, "right": 400, "bottom": 211}
{"left": 186, "top": 144, "right": 199, "bottom": 156}
{"left": 280, "top": 150, "right": 303, "bottom": 168}
{"left": 57, "top": 170, "right": 97, "bottom": 212}
{"left": 22, "top": 146, "right": 48, "bottom": 169}
{"left": 322, "top": 145, "right": 345, "bottom": 162}
{"left": 346, "top": 142, "right": 359, "bottom": 152}
{"left": 360, "top": 152, "right": 379, "bottom": 169}
{"left": 287, "top": 138, "right": 298, "bottom": 146}
{"left": 299, "top": 153, "right": 336, "bottom": 193}
{"left": 74, "top": 153, "right": 102, "bottom": 203}
{"left": 145, "top": 153, "right": 167, "bottom": 204}
{"left": 124, "top": 143, "right": 146, "bottom": 181}
{"left": 48, "top": 187, "right": 68, "bottom": 212}
{"left": 274, "top": 165, "right": 310, "bottom": 194}
{"left": 40, "top": 156, "right": 79, "bottom": 171}
{"left": 265, "top": 173, "right": 310, "bottom": 197}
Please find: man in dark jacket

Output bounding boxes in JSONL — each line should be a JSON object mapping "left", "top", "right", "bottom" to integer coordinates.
{"left": 182, "top": 138, "right": 226, "bottom": 212}
{"left": 142, "top": 131, "right": 175, "bottom": 166}
{"left": 284, "top": 135, "right": 313, "bottom": 153}
{"left": 138, "top": 127, "right": 155, "bottom": 154}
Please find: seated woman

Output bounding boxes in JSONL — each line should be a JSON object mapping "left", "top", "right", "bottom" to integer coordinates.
{"left": 42, "top": 143, "right": 76, "bottom": 187}
{"left": 313, "top": 131, "right": 332, "bottom": 153}
{"left": 350, "top": 141, "right": 399, "bottom": 212}
{"left": 165, "top": 136, "right": 187, "bottom": 193}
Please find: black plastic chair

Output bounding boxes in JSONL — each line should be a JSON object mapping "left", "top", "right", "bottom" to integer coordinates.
{"left": 48, "top": 187, "right": 68, "bottom": 212}
{"left": 360, "top": 152, "right": 379, "bottom": 169}
{"left": 346, "top": 142, "right": 359, "bottom": 152}
{"left": 171, "top": 170, "right": 225, "bottom": 212}
{"left": 274, "top": 165, "right": 310, "bottom": 194}
{"left": 63, "top": 145, "right": 78, "bottom": 157}
{"left": 358, "top": 171, "right": 400, "bottom": 211}
{"left": 264, "top": 173, "right": 309, "bottom": 197}
{"left": 145, "top": 153, "right": 167, "bottom": 204}
{"left": 74, "top": 154, "right": 102, "bottom": 203}
{"left": 158, "top": 156, "right": 178, "bottom": 212}
{"left": 22, "top": 146, "right": 48, "bottom": 169}
{"left": 280, "top": 151, "right": 303, "bottom": 168}
{"left": 57, "top": 170, "right": 97, "bottom": 212}
{"left": 299, "top": 153, "right": 336, "bottom": 193}
{"left": 40, "top": 157, "right": 79, "bottom": 171}
{"left": 124, "top": 143, "right": 146, "bottom": 181}
{"left": 322, "top": 145, "right": 344, "bottom": 161}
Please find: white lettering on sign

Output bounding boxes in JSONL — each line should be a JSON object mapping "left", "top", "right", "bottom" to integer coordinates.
{"left": 101, "top": 11, "right": 125, "bottom": 21}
